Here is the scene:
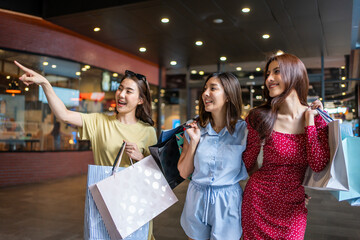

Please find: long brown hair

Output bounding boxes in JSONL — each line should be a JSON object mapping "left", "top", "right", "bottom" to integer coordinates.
{"left": 198, "top": 72, "right": 243, "bottom": 134}
{"left": 248, "top": 53, "right": 309, "bottom": 139}
{"left": 118, "top": 72, "right": 154, "bottom": 126}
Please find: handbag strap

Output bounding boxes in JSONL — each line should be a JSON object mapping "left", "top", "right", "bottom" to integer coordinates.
{"left": 316, "top": 108, "right": 333, "bottom": 123}
{"left": 112, "top": 141, "right": 126, "bottom": 174}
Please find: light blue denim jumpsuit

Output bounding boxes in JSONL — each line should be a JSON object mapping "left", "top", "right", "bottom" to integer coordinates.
{"left": 180, "top": 120, "right": 248, "bottom": 240}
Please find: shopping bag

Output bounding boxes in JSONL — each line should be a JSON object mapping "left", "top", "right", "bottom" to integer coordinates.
{"left": 84, "top": 143, "right": 149, "bottom": 240}
{"left": 89, "top": 148, "right": 178, "bottom": 240}
{"left": 348, "top": 198, "right": 360, "bottom": 206}
{"left": 302, "top": 109, "right": 349, "bottom": 191}
{"left": 149, "top": 123, "right": 186, "bottom": 189}
{"left": 331, "top": 137, "right": 360, "bottom": 201}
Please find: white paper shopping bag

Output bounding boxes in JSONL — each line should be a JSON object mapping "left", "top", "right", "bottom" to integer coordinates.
{"left": 303, "top": 110, "right": 349, "bottom": 191}
{"left": 90, "top": 154, "right": 178, "bottom": 239}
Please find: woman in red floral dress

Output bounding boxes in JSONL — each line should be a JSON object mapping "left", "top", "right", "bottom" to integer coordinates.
{"left": 241, "top": 53, "right": 330, "bottom": 239}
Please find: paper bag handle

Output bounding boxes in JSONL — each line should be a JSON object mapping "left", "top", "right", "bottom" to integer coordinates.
{"left": 111, "top": 141, "right": 126, "bottom": 174}
{"left": 316, "top": 108, "right": 333, "bottom": 123}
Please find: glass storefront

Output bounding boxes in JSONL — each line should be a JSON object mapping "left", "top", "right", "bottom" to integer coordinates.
{"left": 0, "top": 49, "right": 158, "bottom": 151}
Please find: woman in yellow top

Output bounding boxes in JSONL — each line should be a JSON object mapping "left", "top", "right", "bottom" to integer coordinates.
{"left": 15, "top": 61, "right": 157, "bottom": 239}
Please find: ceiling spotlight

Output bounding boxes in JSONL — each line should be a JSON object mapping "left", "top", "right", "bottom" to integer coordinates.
{"left": 6, "top": 76, "right": 10, "bottom": 79}
{"left": 249, "top": 75, "right": 254, "bottom": 79}
{"left": 342, "top": 92, "right": 346, "bottom": 95}
{"left": 94, "top": 27, "right": 101, "bottom": 32}
{"left": 199, "top": 71, "right": 204, "bottom": 75}
{"left": 319, "top": 97, "right": 323, "bottom": 101}
{"left": 113, "top": 73, "right": 118, "bottom": 77}
{"left": 341, "top": 84, "right": 346, "bottom": 88}
{"left": 341, "top": 76, "right": 346, "bottom": 80}
{"left": 261, "top": 85, "right": 264, "bottom": 89}
{"left": 236, "top": 67, "right": 242, "bottom": 71}
{"left": 25, "top": 87, "right": 29, "bottom": 92}
{"left": 352, "top": 109, "right": 355, "bottom": 112}
{"left": 170, "top": 61, "right": 177, "bottom": 66}
{"left": 75, "top": 72, "right": 81, "bottom": 76}
{"left": 213, "top": 18, "right": 223, "bottom": 24}
{"left": 191, "top": 70, "right": 197, "bottom": 74}
{"left": 43, "top": 62, "right": 49, "bottom": 66}
{"left": 85, "top": 65, "right": 91, "bottom": 69}
{"left": 139, "top": 47, "right": 147, "bottom": 52}
{"left": 81, "top": 67, "right": 87, "bottom": 71}
{"left": 51, "top": 65, "right": 56, "bottom": 68}
{"left": 262, "top": 34, "right": 270, "bottom": 39}
{"left": 251, "top": 89, "right": 255, "bottom": 93}
{"left": 341, "top": 66, "right": 345, "bottom": 69}
{"left": 242, "top": 8, "right": 251, "bottom": 13}
{"left": 195, "top": 41, "right": 203, "bottom": 46}
{"left": 161, "top": 18, "right": 169, "bottom": 23}
{"left": 256, "top": 67, "right": 261, "bottom": 71}
{"left": 276, "top": 50, "right": 284, "bottom": 55}
{"left": 220, "top": 56, "right": 227, "bottom": 61}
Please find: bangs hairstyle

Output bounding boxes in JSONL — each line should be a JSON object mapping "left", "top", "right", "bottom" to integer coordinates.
{"left": 117, "top": 72, "right": 154, "bottom": 126}
{"left": 248, "top": 53, "right": 309, "bottom": 139}
{"left": 198, "top": 72, "right": 243, "bottom": 134}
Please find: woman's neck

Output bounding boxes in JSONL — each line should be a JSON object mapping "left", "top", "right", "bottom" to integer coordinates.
{"left": 277, "top": 90, "right": 307, "bottom": 119}
{"left": 211, "top": 109, "right": 226, "bottom": 130}
{"left": 116, "top": 112, "right": 138, "bottom": 124}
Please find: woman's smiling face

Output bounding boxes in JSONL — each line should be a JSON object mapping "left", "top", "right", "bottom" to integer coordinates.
{"left": 265, "top": 60, "right": 285, "bottom": 98}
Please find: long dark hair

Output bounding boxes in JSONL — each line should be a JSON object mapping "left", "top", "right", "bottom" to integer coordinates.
{"left": 118, "top": 72, "right": 154, "bottom": 126}
{"left": 198, "top": 72, "right": 243, "bottom": 134}
{"left": 248, "top": 53, "right": 309, "bottom": 139}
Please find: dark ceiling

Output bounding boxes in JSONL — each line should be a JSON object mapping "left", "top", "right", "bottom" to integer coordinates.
{"left": 0, "top": 0, "right": 358, "bottom": 71}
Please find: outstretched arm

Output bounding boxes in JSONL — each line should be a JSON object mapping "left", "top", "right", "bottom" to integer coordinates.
{"left": 15, "top": 61, "right": 83, "bottom": 127}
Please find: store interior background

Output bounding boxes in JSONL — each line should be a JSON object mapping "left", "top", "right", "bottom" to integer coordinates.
{"left": 0, "top": 0, "right": 360, "bottom": 239}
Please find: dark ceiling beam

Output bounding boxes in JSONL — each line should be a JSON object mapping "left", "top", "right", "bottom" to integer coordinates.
{"left": 42, "top": 0, "right": 150, "bottom": 18}
{"left": 0, "top": 0, "right": 43, "bottom": 16}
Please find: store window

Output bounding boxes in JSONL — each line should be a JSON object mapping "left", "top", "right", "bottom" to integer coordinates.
{"left": 0, "top": 49, "right": 158, "bottom": 151}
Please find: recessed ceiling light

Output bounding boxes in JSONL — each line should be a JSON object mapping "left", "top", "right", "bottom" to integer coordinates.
{"left": 113, "top": 73, "right": 118, "bottom": 77}
{"left": 249, "top": 75, "right": 254, "bottom": 79}
{"left": 191, "top": 70, "right": 197, "bottom": 74}
{"left": 352, "top": 109, "right": 355, "bottom": 112}
{"left": 276, "top": 50, "right": 284, "bottom": 55}
{"left": 25, "top": 87, "right": 29, "bottom": 92}
{"left": 85, "top": 65, "right": 90, "bottom": 69}
{"left": 170, "top": 61, "right": 177, "bottom": 66}
{"left": 139, "top": 47, "right": 147, "bottom": 52}
{"left": 342, "top": 92, "right": 346, "bottom": 95}
{"left": 319, "top": 97, "right": 323, "bottom": 101}
{"left": 43, "top": 62, "right": 48, "bottom": 66}
{"left": 213, "top": 18, "right": 223, "bottom": 24}
{"left": 341, "top": 76, "right": 346, "bottom": 80}
{"left": 236, "top": 67, "right": 242, "bottom": 71}
{"left": 341, "top": 65, "right": 345, "bottom": 69}
{"left": 195, "top": 41, "right": 203, "bottom": 46}
{"left": 242, "top": 8, "right": 250, "bottom": 13}
{"left": 251, "top": 89, "right": 255, "bottom": 93}
{"left": 261, "top": 85, "right": 264, "bottom": 89}
{"left": 199, "top": 71, "right": 204, "bottom": 75}
{"left": 51, "top": 65, "right": 56, "bottom": 68}
{"left": 256, "top": 67, "right": 261, "bottom": 71}
{"left": 161, "top": 18, "right": 169, "bottom": 23}
{"left": 220, "top": 56, "right": 227, "bottom": 61}
{"left": 94, "top": 27, "right": 101, "bottom": 32}
{"left": 75, "top": 72, "right": 81, "bottom": 76}
{"left": 6, "top": 76, "right": 10, "bottom": 79}
{"left": 262, "top": 34, "right": 270, "bottom": 39}
{"left": 81, "top": 67, "right": 87, "bottom": 71}
{"left": 341, "top": 84, "right": 346, "bottom": 88}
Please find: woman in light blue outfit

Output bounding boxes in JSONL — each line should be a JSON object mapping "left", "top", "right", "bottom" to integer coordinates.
{"left": 178, "top": 72, "right": 248, "bottom": 240}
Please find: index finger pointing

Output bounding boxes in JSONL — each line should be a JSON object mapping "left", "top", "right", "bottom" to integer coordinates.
{"left": 14, "top": 61, "right": 35, "bottom": 74}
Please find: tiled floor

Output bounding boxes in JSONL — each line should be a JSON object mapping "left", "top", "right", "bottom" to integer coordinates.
{"left": 0, "top": 175, "right": 359, "bottom": 240}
